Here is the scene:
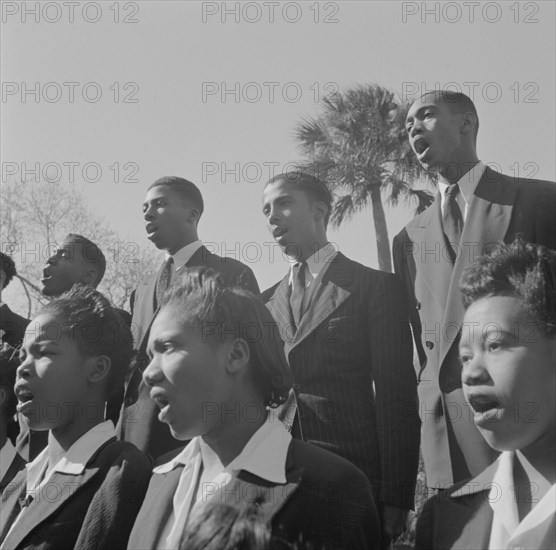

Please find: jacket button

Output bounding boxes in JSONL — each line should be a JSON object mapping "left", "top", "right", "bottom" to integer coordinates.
{"left": 416, "top": 301, "right": 421, "bottom": 310}
{"left": 425, "top": 340, "right": 434, "bottom": 350}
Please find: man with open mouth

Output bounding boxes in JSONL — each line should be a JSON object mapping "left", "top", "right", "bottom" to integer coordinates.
{"left": 393, "top": 90, "right": 556, "bottom": 495}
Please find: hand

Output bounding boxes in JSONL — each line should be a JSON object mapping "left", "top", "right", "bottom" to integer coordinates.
{"left": 380, "top": 504, "right": 408, "bottom": 546}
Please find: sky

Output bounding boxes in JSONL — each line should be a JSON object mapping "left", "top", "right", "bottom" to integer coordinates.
{"left": 2, "top": 0, "right": 555, "bottom": 305}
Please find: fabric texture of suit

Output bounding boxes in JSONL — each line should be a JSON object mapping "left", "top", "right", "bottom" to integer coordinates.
{"left": 0, "top": 305, "right": 30, "bottom": 446}
{"left": 262, "top": 252, "right": 421, "bottom": 510}
{"left": 127, "top": 437, "right": 380, "bottom": 550}
{"left": 0, "top": 438, "right": 152, "bottom": 550}
{"left": 117, "top": 245, "right": 260, "bottom": 459}
{"left": 393, "top": 168, "right": 556, "bottom": 489}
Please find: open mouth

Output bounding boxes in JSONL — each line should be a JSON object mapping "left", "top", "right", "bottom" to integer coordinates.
{"left": 413, "top": 138, "right": 430, "bottom": 157}
{"left": 41, "top": 269, "right": 52, "bottom": 283}
{"left": 145, "top": 223, "right": 159, "bottom": 236}
{"left": 272, "top": 227, "right": 287, "bottom": 239}
{"left": 15, "top": 387, "right": 35, "bottom": 413}
{"left": 150, "top": 390, "right": 170, "bottom": 420}
{"left": 467, "top": 394, "right": 501, "bottom": 422}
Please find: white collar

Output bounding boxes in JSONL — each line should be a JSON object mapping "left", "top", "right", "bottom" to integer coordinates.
{"left": 166, "top": 240, "right": 203, "bottom": 272}
{"left": 438, "top": 160, "right": 485, "bottom": 207}
{"left": 288, "top": 242, "right": 338, "bottom": 285}
{"left": 0, "top": 439, "right": 18, "bottom": 482}
{"left": 26, "top": 420, "right": 116, "bottom": 493}
{"left": 154, "top": 417, "right": 291, "bottom": 484}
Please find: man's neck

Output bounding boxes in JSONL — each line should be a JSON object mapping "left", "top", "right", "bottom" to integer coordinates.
{"left": 167, "top": 235, "right": 199, "bottom": 256}
{"left": 50, "top": 402, "right": 106, "bottom": 452}
{"left": 287, "top": 237, "right": 328, "bottom": 263}
{"left": 439, "top": 154, "right": 480, "bottom": 184}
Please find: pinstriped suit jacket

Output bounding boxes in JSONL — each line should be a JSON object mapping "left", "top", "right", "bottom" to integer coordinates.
{"left": 262, "top": 252, "right": 421, "bottom": 510}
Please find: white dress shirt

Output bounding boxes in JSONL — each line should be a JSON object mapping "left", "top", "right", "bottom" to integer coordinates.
{"left": 153, "top": 417, "right": 292, "bottom": 550}
{"left": 438, "top": 161, "right": 485, "bottom": 221}
{"left": 288, "top": 242, "right": 338, "bottom": 314}
{"left": 452, "top": 450, "right": 556, "bottom": 549}
{"left": 164, "top": 240, "right": 203, "bottom": 285}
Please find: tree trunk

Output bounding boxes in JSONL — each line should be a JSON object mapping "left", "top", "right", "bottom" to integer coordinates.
{"left": 370, "top": 186, "right": 392, "bottom": 272}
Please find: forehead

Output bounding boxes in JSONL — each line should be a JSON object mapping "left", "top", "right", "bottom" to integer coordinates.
{"left": 144, "top": 185, "right": 179, "bottom": 203}
{"left": 24, "top": 313, "right": 70, "bottom": 344}
{"left": 406, "top": 97, "right": 443, "bottom": 120}
{"left": 263, "top": 179, "right": 309, "bottom": 203}
{"left": 463, "top": 295, "right": 526, "bottom": 328}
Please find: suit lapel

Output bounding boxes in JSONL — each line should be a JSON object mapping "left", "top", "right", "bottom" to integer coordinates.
{"left": 130, "top": 467, "right": 183, "bottom": 549}
{"left": 287, "top": 253, "right": 353, "bottom": 351}
{"left": 439, "top": 168, "right": 517, "bottom": 368}
{"left": 266, "top": 274, "right": 296, "bottom": 344}
{"left": 1, "top": 467, "right": 103, "bottom": 549}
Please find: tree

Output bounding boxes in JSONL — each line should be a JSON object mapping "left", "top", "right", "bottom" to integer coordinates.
{"left": 295, "top": 84, "right": 435, "bottom": 272}
{"left": 0, "top": 178, "right": 160, "bottom": 317}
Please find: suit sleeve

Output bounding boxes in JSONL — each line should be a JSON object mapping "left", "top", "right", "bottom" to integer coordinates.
{"left": 369, "top": 272, "right": 420, "bottom": 510}
{"left": 74, "top": 449, "right": 152, "bottom": 550}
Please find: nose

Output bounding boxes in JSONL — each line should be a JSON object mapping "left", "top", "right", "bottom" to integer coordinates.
{"left": 16, "top": 355, "right": 33, "bottom": 379}
{"left": 461, "top": 354, "right": 489, "bottom": 387}
{"left": 142, "top": 355, "right": 163, "bottom": 387}
{"left": 143, "top": 204, "right": 155, "bottom": 221}
{"left": 408, "top": 120, "right": 422, "bottom": 139}
{"left": 267, "top": 205, "right": 279, "bottom": 225}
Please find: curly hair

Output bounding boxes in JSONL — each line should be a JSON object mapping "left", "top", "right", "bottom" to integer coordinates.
{"left": 460, "top": 237, "right": 556, "bottom": 336}
{"left": 39, "top": 284, "right": 134, "bottom": 399}
{"left": 0, "top": 252, "right": 17, "bottom": 289}
{"left": 160, "top": 267, "right": 292, "bottom": 408}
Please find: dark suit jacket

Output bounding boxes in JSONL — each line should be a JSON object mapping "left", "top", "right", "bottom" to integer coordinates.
{"left": 0, "top": 305, "right": 30, "bottom": 445}
{"left": 262, "top": 253, "right": 420, "bottom": 510}
{"left": 393, "top": 168, "right": 556, "bottom": 489}
{"left": 0, "top": 438, "right": 152, "bottom": 550}
{"left": 0, "top": 447, "right": 25, "bottom": 494}
{"left": 127, "top": 438, "right": 380, "bottom": 550}
{"left": 117, "top": 245, "right": 260, "bottom": 459}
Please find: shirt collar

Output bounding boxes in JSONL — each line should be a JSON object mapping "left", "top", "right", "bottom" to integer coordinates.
{"left": 26, "top": 420, "right": 116, "bottom": 489}
{"left": 438, "top": 160, "right": 485, "bottom": 206}
{"left": 166, "top": 240, "right": 203, "bottom": 272}
{"left": 153, "top": 418, "right": 292, "bottom": 484}
{"left": 0, "top": 438, "right": 18, "bottom": 481}
{"left": 288, "top": 242, "right": 338, "bottom": 285}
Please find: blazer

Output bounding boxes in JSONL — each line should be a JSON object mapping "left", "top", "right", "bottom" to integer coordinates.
{"left": 127, "top": 438, "right": 380, "bottom": 550}
{"left": 262, "top": 252, "right": 421, "bottom": 510}
{"left": 393, "top": 168, "right": 556, "bottom": 489}
{"left": 415, "top": 460, "right": 556, "bottom": 550}
{"left": 0, "top": 449, "right": 25, "bottom": 494}
{"left": 117, "top": 245, "right": 260, "bottom": 459}
{"left": 0, "top": 438, "right": 152, "bottom": 550}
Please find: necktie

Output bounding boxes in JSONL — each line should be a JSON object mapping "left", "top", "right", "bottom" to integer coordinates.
{"left": 290, "top": 261, "right": 306, "bottom": 327}
{"left": 156, "top": 257, "right": 174, "bottom": 306}
{"left": 443, "top": 184, "right": 463, "bottom": 261}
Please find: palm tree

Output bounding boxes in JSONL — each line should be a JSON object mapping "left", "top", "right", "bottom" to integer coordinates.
{"left": 296, "top": 84, "right": 435, "bottom": 272}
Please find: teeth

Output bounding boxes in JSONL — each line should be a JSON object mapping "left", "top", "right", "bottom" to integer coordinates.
{"left": 17, "top": 389, "right": 34, "bottom": 402}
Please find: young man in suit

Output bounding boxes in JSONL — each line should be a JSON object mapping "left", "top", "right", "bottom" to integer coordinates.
{"left": 0, "top": 253, "right": 30, "bottom": 446}
{"left": 1, "top": 286, "right": 151, "bottom": 550}
{"left": 127, "top": 267, "right": 379, "bottom": 550}
{"left": 118, "top": 176, "right": 260, "bottom": 459}
{"left": 261, "top": 172, "right": 420, "bottom": 548}
{"left": 17, "top": 234, "right": 127, "bottom": 461}
{"left": 393, "top": 91, "right": 556, "bottom": 493}
{"left": 416, "top": 239, "right": 556, "bottom": 549}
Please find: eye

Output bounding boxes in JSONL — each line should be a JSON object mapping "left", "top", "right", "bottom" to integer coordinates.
{"left": 459, "top": 351, "right": 472, "bottom": 365}
{"left": 156, "top": 200, "right": 166, "bottom": 209}
{"left": 424, "top": 111, "right": 433, "bottom": 119}
{"left": 262, "top": 205, "right": 270, "bottom": 216}
{"left": 487, "top": 341, "right": 502, "bottom": 353}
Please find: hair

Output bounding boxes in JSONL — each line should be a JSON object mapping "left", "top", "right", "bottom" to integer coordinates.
{"left": 180, "top": 500, "right": 272, "bottom": 550}
{"left": 266, "top": 171, "right": 333, "bottom": 228}
{"left": 0, "top": 252, "right": 17, "bottom": 289}
{"left": 160, "top": 267, "right": 292, "bottom": 408}
{"left": 148, "top": 176, "right": 205, "bottom": 219}
{"left": 460, "top": 237, "right": 556, "bottom": 337}
{"left": 420, "top": 90, "right": 479, "bottom": 140}
{"left": 38, "top": 284, "right": 134, "bottom": 399}
{"left": 63, "top": 233, "right": 107, "bottom": 286}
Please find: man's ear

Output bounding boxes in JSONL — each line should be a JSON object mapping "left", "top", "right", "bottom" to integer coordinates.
{"left": 81, "top": 267, "right": 100, "bottom": 288}
{"left": 225, "top": 338, "right": 250, "bottom": 375}
{"left": 461, "top": 111, "right": 478, "bottom": 137}
{"left": 313, "top": 201, "right": 329, "bottom": 223}
{"left": 187, "top": 208, "right": 201, "bottom": 226}
{"left": 86, "top": 355, "right": 112, "bottom": 384}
